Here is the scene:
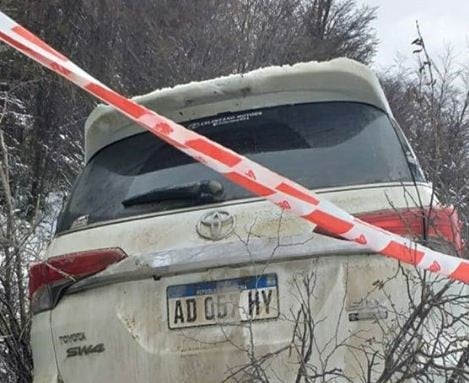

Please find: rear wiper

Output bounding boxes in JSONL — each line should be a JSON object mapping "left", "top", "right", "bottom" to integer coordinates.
{"left": 122, "top": 180, "right": 224, "bottom": 207}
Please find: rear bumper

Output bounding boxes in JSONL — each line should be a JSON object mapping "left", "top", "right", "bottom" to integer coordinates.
{"left": 31, "top": 312, "right": 60, "bottom": 383}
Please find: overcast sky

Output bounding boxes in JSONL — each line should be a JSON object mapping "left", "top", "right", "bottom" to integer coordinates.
{"left": 357, "top": 0, "right": 469, "bottom": 70}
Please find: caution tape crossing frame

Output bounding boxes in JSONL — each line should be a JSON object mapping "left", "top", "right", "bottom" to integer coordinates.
{"left": 0, "top": 11, "right": 467, "bottom": 284}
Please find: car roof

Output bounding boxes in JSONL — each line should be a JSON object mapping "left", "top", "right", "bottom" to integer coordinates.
{"left": 84, "top": 58, "right": 392, "bottom": 162}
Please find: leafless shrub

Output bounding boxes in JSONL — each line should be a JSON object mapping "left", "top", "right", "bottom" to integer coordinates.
{"left": 0, "top": 81, "right": 62, "bottom": 382}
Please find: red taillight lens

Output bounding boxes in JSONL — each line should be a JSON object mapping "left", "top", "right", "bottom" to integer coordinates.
{"left": 314, "top": 207, "right": 463, "bottom": 253}
{"left": 28, "top": 248, "right": 127, "bottom": 314}
{"left": 425, "top": 207, "right": 464, "bottom": 252}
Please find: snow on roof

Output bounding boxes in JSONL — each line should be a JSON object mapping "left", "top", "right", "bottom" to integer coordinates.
{"left": 84, "top": 58, "right": 392, "bottom": 161}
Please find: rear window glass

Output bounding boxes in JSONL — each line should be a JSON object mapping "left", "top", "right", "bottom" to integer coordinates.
{"left": 57, "top": 102, "right": 416, "bottom": 233}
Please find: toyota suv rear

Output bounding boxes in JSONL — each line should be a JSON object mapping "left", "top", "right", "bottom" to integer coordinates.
{"left": 29, "top": 59, "right": 459, "bottom": 382}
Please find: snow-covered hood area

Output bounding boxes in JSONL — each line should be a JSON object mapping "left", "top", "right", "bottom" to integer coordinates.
{"left": 84, "top": 58, "right": 392, "bottom": 162}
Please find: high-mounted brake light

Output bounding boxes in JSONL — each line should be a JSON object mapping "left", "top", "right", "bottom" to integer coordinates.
{"left": 315, "top": 206, "right": 463, "bottom": 254}
{"left": 28, "top": 248, "right": 127, "bottom": 314}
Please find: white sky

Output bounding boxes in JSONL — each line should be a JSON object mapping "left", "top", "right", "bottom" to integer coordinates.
{"left": 357, "top": 0, "right": 469, "bottom": 70}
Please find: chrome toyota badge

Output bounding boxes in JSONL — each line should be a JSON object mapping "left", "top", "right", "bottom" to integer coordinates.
{"left": 196, "top": 210, "right": 235, "bottom": 240}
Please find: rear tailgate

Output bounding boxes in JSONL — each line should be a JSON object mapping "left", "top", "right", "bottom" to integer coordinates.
{"left": 40, "top": 184, "right": 432, "bottom": 382}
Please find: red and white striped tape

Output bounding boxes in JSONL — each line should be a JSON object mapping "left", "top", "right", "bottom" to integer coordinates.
{"left": 1, "top": 11, "right": 467, "bottom": 284}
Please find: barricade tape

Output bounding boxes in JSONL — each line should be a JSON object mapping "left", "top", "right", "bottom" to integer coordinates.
{"left": 0, "top": 11, "right": 467, "bottom": 284}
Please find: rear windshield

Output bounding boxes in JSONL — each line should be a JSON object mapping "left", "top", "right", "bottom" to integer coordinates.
{"left": 57, "top": 102, "right": 417, "bottom": 233}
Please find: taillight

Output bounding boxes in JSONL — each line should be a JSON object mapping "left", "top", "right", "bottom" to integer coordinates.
{"left": 28, "top": 248, "right": 127, "bottom": 314}
{"left": 314, "top": 207, "right": 463, "bottom": 253}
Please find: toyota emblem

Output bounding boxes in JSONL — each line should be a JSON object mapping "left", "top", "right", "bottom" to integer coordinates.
{"left": 196, "top": 210, "right": 235, "bottom": 241}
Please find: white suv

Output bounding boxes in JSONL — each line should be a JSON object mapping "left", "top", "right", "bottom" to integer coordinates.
{"left": 29, "top": 59, "right": 459, "bottom": 382}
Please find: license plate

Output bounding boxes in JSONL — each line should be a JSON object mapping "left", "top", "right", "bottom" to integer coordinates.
{"left": 167, "top": 274, "right": 278, "bottom": 329}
